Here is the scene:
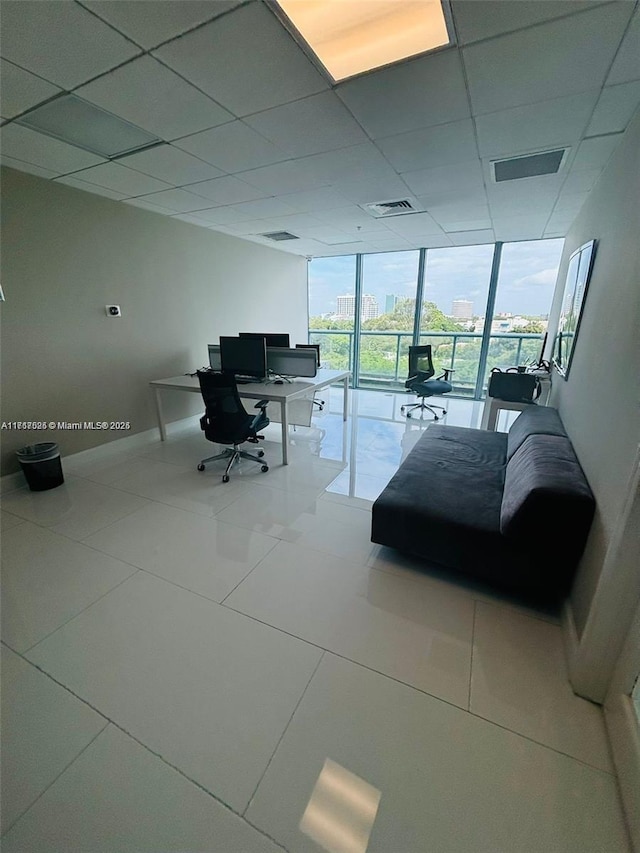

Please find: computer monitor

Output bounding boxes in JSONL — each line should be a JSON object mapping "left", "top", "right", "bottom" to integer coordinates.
{"left": 208, "top": 344, "right": 221, "bottom": 371}
{"left": 219, "top": 336, "right": 267, "bottom": 380}
{"left": 239, "top": 332, "right": 291, "bottom": 348}
{"left": 295, "top": 343, "right": 321, "bottom": 368}
{"left": 267, "top": 347, "right": 317, "bottom": 378}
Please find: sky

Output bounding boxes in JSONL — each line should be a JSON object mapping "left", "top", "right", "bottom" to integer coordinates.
{"left": 308, "top": 238, "right": 565, "bottom": 319}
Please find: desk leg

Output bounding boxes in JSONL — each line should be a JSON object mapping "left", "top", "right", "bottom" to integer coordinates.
{"left": 281, "top": 400, "right": 289, "bottom": 465}
{"left": 342, "top": 376, "right": 349, "bottom": 421}
{"left": 480, "top": 398, "right": 499, "bottom": 431}
{"left": 153, "top": 387, "right": 167, "bottom": 441}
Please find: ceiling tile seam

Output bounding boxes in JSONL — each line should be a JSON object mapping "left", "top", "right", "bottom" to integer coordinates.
{"left": 112, "top": 146, "right": 233, "bottom": 183}
{"left": 455, "top": 37, "right": 493, "bottom": 233}
{"left": 76, "top": 0, "right": 256, "bottom": 54}
{"left": 466, "top": 87, "right": 604, "bottom": 122}
{"left": 455, "top": 1, "right": 621, "bottom": 50}
{"left": 0, "top": 90, "right": 71, "bottom": 128}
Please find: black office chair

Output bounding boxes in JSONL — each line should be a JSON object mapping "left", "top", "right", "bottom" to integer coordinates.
{"left": 196, "top": 370, "right": 269, "bottom": 482}
{"left": 295, "top": 343, "right": 324, "bottom": 411}
{"left": 400, "top": 345, "right": 454, "bottom": 420}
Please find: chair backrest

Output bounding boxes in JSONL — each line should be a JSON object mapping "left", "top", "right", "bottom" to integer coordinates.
{"left": 407, "top": 345, "right": 435, "bottom": 380}
{"left": 197, "top": 370, "right": 252, "bottom": 445}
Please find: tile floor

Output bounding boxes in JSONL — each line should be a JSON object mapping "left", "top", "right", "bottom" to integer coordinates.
{"left": 0, "top": 389, "right": 631, "bottom": 852}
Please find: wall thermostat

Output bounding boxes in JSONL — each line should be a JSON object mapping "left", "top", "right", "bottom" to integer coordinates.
{"left": 106, "top": 305, "right": 121, "bottom": 317}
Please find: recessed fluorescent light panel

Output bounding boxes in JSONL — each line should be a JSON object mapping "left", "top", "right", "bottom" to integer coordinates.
{"left": 16, "top": 94, "right": 161, "bottom": 158}
{"left": 274, "top": 0, "right": 452, "bottom": 82}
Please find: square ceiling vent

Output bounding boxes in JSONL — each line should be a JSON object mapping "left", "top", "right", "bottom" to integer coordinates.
{"left": 492, "top": 149, "right": 569, "bottom": 182}
{"left": 360, "top": 198, "right": 422, "bottom": 217}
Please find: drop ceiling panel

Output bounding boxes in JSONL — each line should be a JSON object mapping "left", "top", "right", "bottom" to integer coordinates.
{"left": 184, "top": 175, "right": 270, "bottom": 206}
{"left": 449, "top": 228, "right": 496, "bottom": 245}
{"left": 401, "top": 160, "right": 486, "bottom": 197}
{"left": 553, "top": 191, "right": 590, "bottom": 213}
{"left": 0, "top": 124, "right": 104, "bottom": 173}
{"left": 572, "top": 134, "right": 624, "bottom": 169}
{"left": 117, "top": 145, "right": 224, "bottom": 186}
{"left": 82, "top": 0, "right": 238, "bottom": 50}
{"left": 304, "top": 143, "right": 401, "bottom": 184}
{"left": 561, "top": 167, "right": 604, "bottom": 193}
{"left": 451, "top": 0, "right": 600, "bottom": 45}
{"left": 441, "top": 218, "right": 493, "bottom": 232}
{"left": 1, "top": 156, "right": 60, "bottom": 179}
{"left": 174, "top": 121, "right": 287, "bottom": 173}
{"left": 377, "top": 119, "right": 478, "bottom": 173}
{"left": 463, "top": 3, "right": 633, "bottom": 116}
{"left": 226, "top": 197, "right": 298, "bottom": 220}
{"left": 426, "top": 201, "right": 491, "bottom": 225}
{"left": 606, "top": 9, "right": 640, "bottom": 85}
{"left": 0, "top": 60, "right": 62, "bottom": 120}
{"left": 334, "top": 175, "right": 415, "bottom": 206}
{"left": 76, "top": 57, "right": 232, "bottom": 142}
{"left": 586, "top": 81, "right": 640, "bottom": 135}
{"left": 153, "top": 3, "right": 329, "bottom": 117}
{"left": 55, "top": 175, "right": 128, "bottom": 200}
{"left": 123, "top": 196, "right": 176, "bottom": 213}
{"left": 475, "top": 92, "right": 599, "bottom": 157}
{"left": 133, "top": 187, "right": 215, "bottom": 213}
{"left": 187, "top": 206, "right": 255, "bottom": 225}
{"left": 0, "top": 0, "right": 140, "bottom": 89}
{"left": 383, "top": 211, "right": 448, "bottom": 236}
{"left": 277, "top": 187, "right": 352, "bottom": 214}
{"left": 336, "top": 49, "right": 470, "bottom": 139}
{"left": 238, "top": 160, "right": 329, "bottom": 195}
{"left": 244, "top": 91, "right": 369, "bottom": 158}
{"left": 492, "top": 214, "right": 549, "bottom": 241}
{"left": 67, "top": 162, "right": 172, "bottom": 196}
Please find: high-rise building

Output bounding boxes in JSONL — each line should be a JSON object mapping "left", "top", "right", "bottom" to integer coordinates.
{"left": 336, "top": 294, "right": 379, "bottom": 320}
{"left": 385, "top": 294, "right": 399, "bottom": 313}
{"left": 452, "top": 299, "right": 473, "bottom": 319}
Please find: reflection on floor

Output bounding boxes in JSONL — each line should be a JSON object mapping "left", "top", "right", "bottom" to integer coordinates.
{"left": 0, "top": 388, "right": 630, "bottom": 852}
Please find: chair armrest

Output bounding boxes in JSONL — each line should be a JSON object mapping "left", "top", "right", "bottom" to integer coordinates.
{"left": 438, "top": 368, "right": 455, "bottom": 380}
{"left": 254, "top": 399, "right": 269, "bottom": 409}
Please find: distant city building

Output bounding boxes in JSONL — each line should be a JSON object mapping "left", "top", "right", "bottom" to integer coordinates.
{"left": 452, "top": 299, "right": 473, "bottom": 319}
{"left": 385, "top": 294, "right": 399, "bottom": 313}
{"left": 336, "top": 293, "right": 379, "bottom": 321}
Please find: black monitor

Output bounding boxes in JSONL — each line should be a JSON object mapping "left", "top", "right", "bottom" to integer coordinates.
{"left": 295, "top": 343, "right": 320, "bottom": 368}
{"left": 219, "top": 336, "right": 267, "bottom": 380}
{"left": 239, "top": 332, "right": 290, "bottom": 348}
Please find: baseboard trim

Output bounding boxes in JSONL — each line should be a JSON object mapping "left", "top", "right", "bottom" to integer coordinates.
{"left": 605, "top": 693, "right": 640, "bottom": 852}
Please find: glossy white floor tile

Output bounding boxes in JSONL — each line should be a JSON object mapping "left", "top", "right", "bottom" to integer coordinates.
{"left": 1, "top": 647, "right": 107, "bottom": 835}
{"left": 1, "top": 390, "right": 630, "bottom": 851}
{"left": 1, "top": 522, "right": 137, "bottom": 652}
{"left": 26, "top": 572, "right": 322, "bottom": 812}
{"left": 1, "top": 509, "right": 25, "bottom": 530}
{"left": 246, "top": 654, "right": 630, "bottom": 853}
{"left": 2, "top": 725, "right": 283, "bottom": 853}
{"left": 225, "top": 541, "right": 474, "bottom": 707}
{"left": 83, "top": 501, "right": 278, "bottom": 602}
{"left": 470, "top": 601, "right": 613, "bottom": 772}
{"left": 109, "top": 459, "right": 255, "bottom": 516}
{"left": 1, "top": 477, "right": 150, "bottom": 541}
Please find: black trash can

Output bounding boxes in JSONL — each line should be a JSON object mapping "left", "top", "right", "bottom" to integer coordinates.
{"left": 16, "top": 442, "right": 64, "bottom": 492}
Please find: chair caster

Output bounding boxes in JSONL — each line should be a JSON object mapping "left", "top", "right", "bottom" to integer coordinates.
{"left": 258, "top": 450, "right": 265, "bottom": 457}
{"left": 197, "top": 463, "right": 205, "bottom": 471}
{"left": 400, "top": 405, "right": 406, "bottom": 412}
{"left": 222, "top": 474, "right": 230, "bottom": 483}
{"left": 261, "top": 465, "right": 269, "bottom": 473}
{"left": 406, "top": 413, "right": 412, "bottom": 418}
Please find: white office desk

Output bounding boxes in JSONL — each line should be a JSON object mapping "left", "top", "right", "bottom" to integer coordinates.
{"left": 480, "top": 373, "right": 551, "bottom": 430}
{"left": 149, "top": 369, "right": 350, "bottom": 465}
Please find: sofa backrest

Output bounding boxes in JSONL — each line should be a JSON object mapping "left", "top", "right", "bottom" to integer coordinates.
{"left": 501, "top": 433, "right": 595, "bottom": 573}
{"left": 506, "top": 406, "right": 568, "bottom": 460}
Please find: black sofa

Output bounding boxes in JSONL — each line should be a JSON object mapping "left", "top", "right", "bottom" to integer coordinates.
{"left": 371, "top": 407, "right": 595, "bottom": 601}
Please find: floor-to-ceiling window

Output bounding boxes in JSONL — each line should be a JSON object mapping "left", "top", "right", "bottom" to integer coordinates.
{"left": 308, "top": 238, "right": 564, "bottom": 399}
{"left": 358, "top": 251, "right": 420, "bottom": 388}
{"left": 419, "top": 244, "right": 495, "bottom": 397}
{"left": 308, "top": 255, "right": 356, "bottom": 370}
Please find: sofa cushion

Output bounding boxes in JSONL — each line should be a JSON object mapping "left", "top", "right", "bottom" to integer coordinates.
{"left": 501, "top": 434, "right": 595, "bottom": 564}
{"left": 506, "top": 406, "right": 568, "bottom": 460}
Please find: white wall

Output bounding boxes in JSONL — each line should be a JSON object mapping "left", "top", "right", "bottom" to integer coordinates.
{"left": 547, "top": 110, "right": 640, "bottom": 701}
{"left": 0, "top": 167, "right": 308, "bottom": 474}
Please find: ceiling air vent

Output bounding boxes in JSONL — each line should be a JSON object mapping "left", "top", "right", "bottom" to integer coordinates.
{"left": 361, "top": 198, "right": 420, "bottom": 217}
{"left": 492, "top": 149, "right": 568, "bottom": 182}
{"left": 260, "top": 231, "right": 300, "bottom": 241}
